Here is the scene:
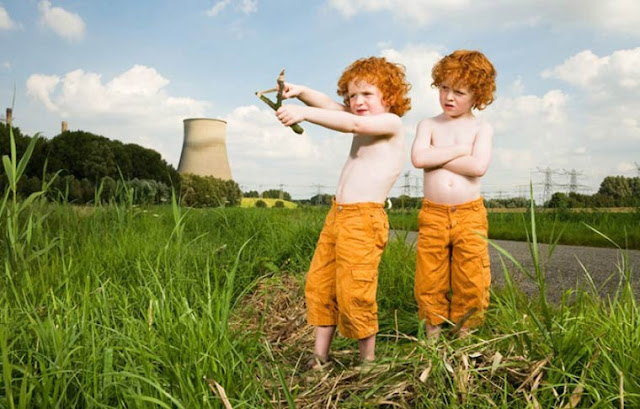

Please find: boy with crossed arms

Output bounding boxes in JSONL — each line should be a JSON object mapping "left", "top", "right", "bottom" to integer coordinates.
{"left": 411, "top": 50, "right": 497, "bottom": 339}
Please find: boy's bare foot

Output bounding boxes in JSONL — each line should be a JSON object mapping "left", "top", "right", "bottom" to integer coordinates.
{"left": 305, "top": 354, "right": 333, "bottom": 372}
{"left": 426, "top": 325, "right": 442, "bottom": 340}
{"left": 456, "top": 326, "right": 472, "bottom": 339}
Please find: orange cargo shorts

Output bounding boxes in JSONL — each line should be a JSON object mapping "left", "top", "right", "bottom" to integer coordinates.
{"left": 414, "top": 197, "right": 490, "bottom": 328}
{"left": 305, "top": 200, "right": 389, "bottom": 339}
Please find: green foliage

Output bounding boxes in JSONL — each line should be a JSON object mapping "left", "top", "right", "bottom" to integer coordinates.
{"left": 309, "top": 193, "right": 333, "bottom": 206}
{"left": 243, "top": 190, "right": 260, "bottom": 198}
{"left": 255, "top": 199, "right": 267, "bottom": 208}
{"left": 0, "top": 124, "right": 180, "bottom": 193}
{"left": 485, "top": 196, "right": 533, "bottom": 208}
{"left": 274, "top": 200, "right": 285, "bottom": 208}
{"left": 179, "top": 173, "right": 241, "bottom": 207}
{"left": 262, "top": 188, "right": 291, "bottom": 201}
{"left": 389, "top": 195, "right": 421, "bottom": 209}
{"left": 544, "top": 176, "right": 640, "bottom": 208}
{"left": 599, "top": 175, "right": 632, "bottom": 199}
{"left": 1, "top": 203, "right": 639, "bottom": 407}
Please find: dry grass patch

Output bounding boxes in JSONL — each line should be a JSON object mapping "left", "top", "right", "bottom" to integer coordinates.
{"left": 233, "top": 275, "right": 556, "bottom": 408}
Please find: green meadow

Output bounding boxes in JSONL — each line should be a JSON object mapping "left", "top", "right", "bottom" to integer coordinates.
{"left": 388, "top": 208, "right": 640, "bottom": 250}
{"left": 1, "top": 128, "right": 639, "bottom": 407}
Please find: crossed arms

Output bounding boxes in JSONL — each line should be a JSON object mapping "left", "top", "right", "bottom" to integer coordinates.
{"left": 410, "top": 118, "right": 493, "bottom": 177}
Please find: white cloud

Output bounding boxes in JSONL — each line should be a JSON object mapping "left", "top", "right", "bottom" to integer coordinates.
{"left": 26, "top": 74, "right": 61, "bottom": 112}
{"left": 38, "top": 0, "right": 86, "bottom": 41}
{"left": 543, "top": 47, "right": 640, "bottom": 145}
{"left": 26, "top": 65, "right": 211, "bottom": 164}
{"left": 0, "top": 6, "right": 17, "bottom": 30}
{"left": 2, "top": 62, "right": 11, "bottom": 71}
{"left": 617, "top": 162, "right": 638, "bottom": 173}
{"left": 541, "top": 50, "right": 609, "bottom": 88}
{"left": 224, "top": 104, "right": 349, "bottom": 196}
{"left": 325, "top": 0, "right": 640, "bottom": 36}
{"left": 544, "top": 47, "right": 640, "bottom": 94}
{"left": 206, "top": 0, "right": 257, "bottom": 16}
{"left": 328, "top": 0, "right": 469, "bottom": 25}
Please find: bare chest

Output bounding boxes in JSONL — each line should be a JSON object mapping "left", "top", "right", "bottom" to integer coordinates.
{"left": 430, "top": 123, "right": 479, "bottom": 147}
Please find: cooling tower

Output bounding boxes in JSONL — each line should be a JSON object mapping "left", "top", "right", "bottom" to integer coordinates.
{"left": 178, "top": 118, "right": 232, "bottom": 180}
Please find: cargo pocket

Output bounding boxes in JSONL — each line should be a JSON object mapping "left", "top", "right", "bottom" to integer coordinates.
{"left": 350, "top": 268, "right": 377, "bottom": 309}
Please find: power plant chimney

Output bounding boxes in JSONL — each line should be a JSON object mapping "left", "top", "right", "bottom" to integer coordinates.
{"left": 178, "top": 118, "right": 232, "bottom": 180}
{"left": 61, "top": 121, "right": 68, "bottom": 132}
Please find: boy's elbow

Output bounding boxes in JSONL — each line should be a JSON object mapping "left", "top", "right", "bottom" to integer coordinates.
{"left": 473, "top": 164, "right": 489, "bottom": 177}
{"left": 410, "top": 153, "right": 423, "bottom": 169}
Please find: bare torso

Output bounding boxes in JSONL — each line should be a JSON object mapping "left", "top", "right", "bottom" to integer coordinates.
{"left": 422, "top": 115, "right": 484, "bottom": 205}
{"left": 335, "top": 132, "right": 405, "bottom": 204}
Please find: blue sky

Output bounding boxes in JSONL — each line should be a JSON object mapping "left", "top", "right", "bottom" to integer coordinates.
{"left": 1, "top": 0, "right": 639, "bottom": 200}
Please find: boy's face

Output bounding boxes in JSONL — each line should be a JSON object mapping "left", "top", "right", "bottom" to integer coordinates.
{"left": 438, "top": 81, "right": 474, "bottom": 118}
{"left": 347, "top": 80, "right": 389, "bottom": 116}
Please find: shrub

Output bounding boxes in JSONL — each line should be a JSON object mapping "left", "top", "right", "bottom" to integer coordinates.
{"left": 255, "top": 199, "right": 267, "bottom": 208}
{"left": 180, "top": 173, "right": 242, "bottom": 207}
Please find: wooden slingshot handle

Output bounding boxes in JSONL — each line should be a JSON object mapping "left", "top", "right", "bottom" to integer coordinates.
{"left": 255, "top": 69, "right": 304, "bottom": 135}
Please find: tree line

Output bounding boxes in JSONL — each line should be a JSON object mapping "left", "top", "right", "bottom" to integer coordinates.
{"left": 1, "top": 123, "right": 241, "bottom": 207}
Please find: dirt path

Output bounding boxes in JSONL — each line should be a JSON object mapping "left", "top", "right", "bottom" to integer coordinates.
{"left": 391, "top": 230, "right": 640, "bottom": 303}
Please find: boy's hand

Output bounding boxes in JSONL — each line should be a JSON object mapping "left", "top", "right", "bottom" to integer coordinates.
{"left": 276, "top": 105, "right": 305, "bottom": 127}
{"left": 279, "top": 82, "right": 305, "bottom": 100}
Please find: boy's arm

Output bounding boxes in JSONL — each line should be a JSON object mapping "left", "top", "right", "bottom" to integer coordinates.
{"left": 441, "top": 123, "right": 493, "bottom": 177}
{"left": 281, "top": 83, "right": 348, "bottom": 111}
{"left": 276, "top": 105, "right": 401, "bottom": 136}
{"left": 411, "top": 119, "right": 470, "bottom": 169}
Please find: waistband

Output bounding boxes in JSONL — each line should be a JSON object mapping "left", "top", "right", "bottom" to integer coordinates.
{"left": 331, "top": 197, "right": 384, "bottom": 211}
{"left": 421, "top": 196, "right": 484, "bottom": 211}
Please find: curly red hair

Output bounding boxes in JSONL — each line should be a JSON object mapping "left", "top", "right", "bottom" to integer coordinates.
{"left": 337, "top": 57, "right": 411, "bottom": 117}
{"left": 431, "top": 50, "right": 497, "bottom": 111}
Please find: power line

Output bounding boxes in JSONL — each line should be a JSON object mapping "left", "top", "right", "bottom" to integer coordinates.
{"left": 535, "top": 166, "right": 563, "bottom": 204}
{"left": 559, "top": 168, "right": 589, "bottom": 194}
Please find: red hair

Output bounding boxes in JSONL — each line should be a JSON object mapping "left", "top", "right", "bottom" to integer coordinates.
{"left": 431, "top": 50, "right": 497, "bottom": 110}
{"left": 337, "top": 57, "right": 411, "bottom": 117}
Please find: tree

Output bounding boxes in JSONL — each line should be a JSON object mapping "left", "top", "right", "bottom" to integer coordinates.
{"left": 546, "top": 192, "right": 569, "bottom": 208}
{"left": 274, "top": 200, "right": 285, "bottom": 208}
{"left": 180, "top": 174, "right": 242, "bottom": 207}
{"left": 598, "top": 176, "right": 631, "bottom": 200}
{"left": 262, "top": 188, "right": 291, "bottom": 201}
{"left": 243, "top": 190, "right": 260, "bottom": 198}
{"left": 309, "top": 193, "right": 332, "bottom": 206}
{"left": 255, "top": 199, "right": 267, "bottom": 208}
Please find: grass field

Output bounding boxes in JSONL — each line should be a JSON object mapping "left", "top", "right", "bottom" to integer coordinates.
{"left": 1, "top": 201, "right": 639, "bottom": 407}
{"left": 2, "top": 127, "right": 639, "bottom": 407}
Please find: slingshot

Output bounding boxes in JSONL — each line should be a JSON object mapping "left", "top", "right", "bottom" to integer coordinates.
{"left": 255, "top": 69, "right": 304, "bottom": 134}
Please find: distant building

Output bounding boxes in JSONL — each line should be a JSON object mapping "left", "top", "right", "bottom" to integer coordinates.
{"left": 178, "top": 118, "right": 232, "bottom": 180}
